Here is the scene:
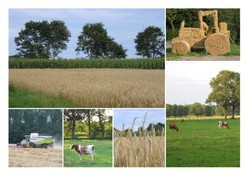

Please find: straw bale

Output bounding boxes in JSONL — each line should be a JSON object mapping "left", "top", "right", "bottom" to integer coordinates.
{"left": 172, "top": 38, "right": 190, "bottom": 55}
{"left": 205, "top": 33, "right": 230, "bottom": 55}
{"left": 179, "top": 28, "right": 206, "bottom": 47}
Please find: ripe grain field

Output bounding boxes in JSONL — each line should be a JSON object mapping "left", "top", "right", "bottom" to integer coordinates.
{"left": 9, "top": 69, "right": 164, "bottom": 108}
{"left": 166, "top": 119, "right": 240, "bottom": 167}
{"left": 9, "top": 146, "right": 62, "bottom": 167}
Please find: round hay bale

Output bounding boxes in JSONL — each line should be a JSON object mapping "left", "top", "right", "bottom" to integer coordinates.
{"left": 205, "top": 33, "right": 230, "bottom": 55}
{"left": 172, "top": 39, "right": 190, "bottom": 55}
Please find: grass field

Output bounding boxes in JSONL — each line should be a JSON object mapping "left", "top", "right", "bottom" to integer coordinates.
{"left": 166, "top": 119, "right": 240, "bottom": 167}
{"left": 9, "top": 69, "right": 164, "bottom": 108}
{"left": 64, "top": 140, "right": 112, "bottom": 167}
{"left": 9, "top": 84, "right": 78, "bottom": 108}
{"left": 166, "top": 44, "right": 240, "bottom": 60}
{"left": 9, "top": 146, "right": 62, "bottom": 167}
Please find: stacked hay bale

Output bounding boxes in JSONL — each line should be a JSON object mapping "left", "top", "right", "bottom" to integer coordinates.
{"left": 205, "top": 33, "right": 230, "bottom": 55}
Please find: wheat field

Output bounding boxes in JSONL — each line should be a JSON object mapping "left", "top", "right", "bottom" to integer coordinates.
{"left": 9, "top": 69, "right": 164, "bottom": 107}
{"left": 9, "top": 146, "right": 62, "bottom": 167}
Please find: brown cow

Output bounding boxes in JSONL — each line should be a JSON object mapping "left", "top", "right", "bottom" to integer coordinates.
{"left": 181, "top": 119, "right": 184, "bottom": 123}
{"left": 169, "top": 123, "right": 179, "bottom": 131}
{"left": 218, "top": 121, "right": 230, "bottom": 129}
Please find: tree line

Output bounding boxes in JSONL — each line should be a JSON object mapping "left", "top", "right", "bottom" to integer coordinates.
{"left": 64, "top": 109, "right": 112, "bottom": 140}
{"left": 9, "top": 109, "right": 62, "bottom": 143}
{"left": 166, "top": 103, "right": 240, "bottom": 118}
{"left": 166, "top": 9, "right": 240, "bottom": 44}
{"left": 114, "top": 122, "right": 165, "bottom": 137}
{"left": 14, "top": 21, "right": 165, "bottom": 59}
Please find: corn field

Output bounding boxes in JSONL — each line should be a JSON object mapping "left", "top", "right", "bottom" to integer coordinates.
{"left": 9, "top": 58, "right": 164, "bottom": 69}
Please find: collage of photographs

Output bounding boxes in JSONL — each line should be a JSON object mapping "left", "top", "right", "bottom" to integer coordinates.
{"left": 8, "top": 8, "right": 240, "bottom": 168}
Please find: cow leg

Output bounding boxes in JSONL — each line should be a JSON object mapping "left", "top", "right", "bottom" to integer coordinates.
{"left": 79, "top": 154, "right": 82, "bottom": 160}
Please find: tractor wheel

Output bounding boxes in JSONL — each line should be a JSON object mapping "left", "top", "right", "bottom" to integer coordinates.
{"left": 172, "top": 39, "right": 190, "bottom": 55}
{"left": 205, "top": 33, "right": 230, "bottom": 55}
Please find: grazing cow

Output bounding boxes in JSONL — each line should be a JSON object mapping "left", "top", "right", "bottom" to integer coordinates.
{"left": 181, "top": 119, "right": 184, "bottom": 123}
{"left": 218, "top": 121, "right": 230, "bottom": 129}
{"left": 70, "top": 144, "right": 95, "bottom": 161}
{"left": 169, "top": 123, "right": 179, "bottom": 131}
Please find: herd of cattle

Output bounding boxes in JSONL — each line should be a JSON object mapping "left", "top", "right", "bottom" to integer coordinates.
{"left": 169, "top": 120, "right": 230, "bottom": 132}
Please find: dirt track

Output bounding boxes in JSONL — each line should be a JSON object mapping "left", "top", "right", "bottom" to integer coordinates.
{"left": 168, "top": 56, "right": 240, "bottom": 61}
{"left": 9, "top": 146, "right": 62, "bottom": 167}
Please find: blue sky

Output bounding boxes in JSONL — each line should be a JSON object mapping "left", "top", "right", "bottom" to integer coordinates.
{"left": 9, "top": 9, "right": 164, "bottom": 58}
{"left": 114, "top": 109, "right": 165, "bottom": 131}
{"left": 166, "top": 62, "right": 240, "bottom": 105}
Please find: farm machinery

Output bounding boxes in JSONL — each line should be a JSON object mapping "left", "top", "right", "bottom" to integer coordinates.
{"left": 172, "top": 10, "right": 230, "bottom": 55}
{"left": 16, "top": 133, "right": 54, "bottom": 149}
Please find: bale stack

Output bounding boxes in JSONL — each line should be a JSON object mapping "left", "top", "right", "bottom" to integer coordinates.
{"left": 205, "top": 33, "right": 230, "bottom": 55}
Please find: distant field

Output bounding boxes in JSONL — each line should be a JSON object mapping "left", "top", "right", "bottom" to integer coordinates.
{"left": 9, "top": 69, "right": 164, "bottom": 108}
{"left": 9, "top": 146, "right": 62, "bottom": 167}
{"left": 166, "top": 119, "right": 240, "bottom": 167}
{"left": 64, "top": 140, "right": 112, "bottom": 167}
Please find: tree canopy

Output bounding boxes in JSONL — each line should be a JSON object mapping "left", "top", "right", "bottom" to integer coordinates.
{"left": 64, "top": 109, "right": 112, "bottom": 140}
{"left": 206, "top": 70, "right": 240, "bottom": 119}
{"left": 134, "top": 26, "right": 165, "bottom": 58}
{"left": 75, "top": 23, "right": 127, "bottom": 59}
{"left": 14, "top": 20, "right": 71, "bottom": 59}
{"left": 9, "top": 109, "right": 62, "bottom": 143}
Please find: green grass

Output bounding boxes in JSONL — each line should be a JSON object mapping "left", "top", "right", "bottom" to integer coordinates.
{"left": 166, "top": 44, "right": 240, "bottom": 60}
{"left": 166, "top": 119, "right": 240, "bottom": 167}
{"left": 64, "top": 140, "right": 112, "bottom": 167}
{"left": 9, "top": 84, "right": 78, "bottom": 108}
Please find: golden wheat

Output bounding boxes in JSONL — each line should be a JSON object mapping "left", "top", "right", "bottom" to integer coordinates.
{"left": 9, "top": 69, "right": 164, "bottom": 108}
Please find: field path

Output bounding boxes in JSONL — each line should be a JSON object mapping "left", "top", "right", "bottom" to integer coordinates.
{"left": 9, "top": 69, "right": 164, "bottom": 108}
{"left": 168, "top": 56, "right": 240, "bottom": 61}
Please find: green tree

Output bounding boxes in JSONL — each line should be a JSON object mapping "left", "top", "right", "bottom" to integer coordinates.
{"left": 75, "top": 23, "right": 127, "bottom": 59}
{"left": 206, "top": 70, "right": 240, "bottom": 119}
{"left": 14, "top": 20, "right": 71, "bottom": 59}
{"left": 64, "top": 109, "right": 84, "bottom": 140}
{"left": 190, "top": 102, "right": 203, "bottom": 116}
{"left": 134, "top": 26, "right": 165, "bottom": 58}
{"left": 203, "top": 105, "right": 214, "bottom": 116}
{"left": 166, "top": 104, "right": 172, "bottom": 117}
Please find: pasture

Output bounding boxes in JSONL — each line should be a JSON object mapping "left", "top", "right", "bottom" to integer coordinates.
{"left": 9, "top": 69, "right": 164, "bottom": 108}
{"left": 9, "top": 146, "right": 62, "bottom": 167}
{"left": 64, "top": 140, "right": 112, "bottom": 167}
{"left": 166, "top": 119, "right": 240, "bottom": 167}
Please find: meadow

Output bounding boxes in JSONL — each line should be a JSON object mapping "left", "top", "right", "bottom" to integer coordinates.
{"left": 64, "top": 140, "right": 112, "bottom": 167}
{"left": 9, "top": 146, "right": 62, "bottom": 167}
{"left": 9, "top": 69, "right": 164, "bottom": 108}
{"left": 166, "top": 119, "right": 240, "bottom": 167}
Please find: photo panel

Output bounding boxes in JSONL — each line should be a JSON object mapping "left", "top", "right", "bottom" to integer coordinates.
{"left": 114, "top": 108, "right": 165, "bottom": 167}
{"left": 166, "top": 61, "right": 240, "bottom": 167}
{"left": 166, "top": 8, "right": 240, "bottom": 61}
{"left": 8, "top": 109, "right": 63, "bottom": 167}
{"left": 63, "top": 109, "right": 113, "bottom": 167}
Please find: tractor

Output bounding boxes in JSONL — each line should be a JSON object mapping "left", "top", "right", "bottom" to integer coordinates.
{"left": 16, "top": 133, "right": 54, "bottom": 149}
{"left": 172, "top": 10, "right": 230, "bottom": 56}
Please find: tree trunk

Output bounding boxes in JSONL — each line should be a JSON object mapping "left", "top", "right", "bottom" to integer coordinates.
{"left": 98, "top": 110, "right": 105, "bottom": 140}
{"left": 224, "top": 106, "right": 228, "bottom": 119}
{"left": 170, "top": 21, "right": 175, "bottom": 36}
{"left": 87, "top": 112, "right": 91, "bottom": 140}
{"left": 71, "top": 120, "right": 76, "bottom": 140}
{"left": 232, "top": 105, "right": 236, "bottom": 119}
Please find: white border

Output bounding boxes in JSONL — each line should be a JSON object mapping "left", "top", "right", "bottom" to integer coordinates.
{"left": 1, "top": 0, "right": 249, "bottom": 176}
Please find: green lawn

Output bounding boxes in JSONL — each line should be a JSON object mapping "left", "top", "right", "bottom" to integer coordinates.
{"left": 64, "top": 140, "right": 112, "bottom": 167}
{"left": 166, "top": 44, "right": 240, "bottom": 60}
{"left": 9, "top": 84, "right": 78, "bottom": 108}
{"left": 166, "top": 119, "right": 240, "bottom": 167}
